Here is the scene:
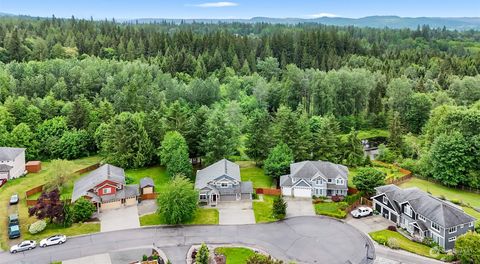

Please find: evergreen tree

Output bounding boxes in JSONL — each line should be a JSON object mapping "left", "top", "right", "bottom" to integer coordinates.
{"left": 245, "top": 109, "right": 273, "bottom": 164}
{"left": 202, "top": 108, "right": 237, "bottom": 164}
{"left": 342, "top": 129, "right": 364, "bottom": 167}
{"left": 264, "top": 143, "right": 294, "bottom": 183}
{"left": 160, "top": 131, "right": 192, "bottom": 178}
{"left": 388, "top": 111, "right": 404, "bottom": 151}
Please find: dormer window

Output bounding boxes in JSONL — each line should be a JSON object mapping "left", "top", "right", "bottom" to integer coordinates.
{"left": 336, "top": 178, "right": 344, "bottom": 185}
{"left": 404, "top": 204, "right": 412, "bottom": 217}
{"left": 221, "top": 182, "right": 228, "bottom": 188}
{"left": 328, "top": 179, "right": 333, "bottom": 183}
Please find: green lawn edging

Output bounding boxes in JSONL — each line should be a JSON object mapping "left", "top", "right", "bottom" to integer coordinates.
{"left": 139, "top": 208, "right": 219, "bottom": 226}
{"left": 214, "top": 247, "right": 256, "bottom": 264}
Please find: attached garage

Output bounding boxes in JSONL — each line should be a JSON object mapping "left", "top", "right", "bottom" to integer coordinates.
{"left": 282, "top": 187, "right": 292, "bottom": 196}
{"left": 100, "top": 200, "right": 122, "bottom": 211}
{"left": 293, "top": 187, "right": 312, "bottom": 198}
{"left": 125, "top": 197, "right": 137, "bottom": 206}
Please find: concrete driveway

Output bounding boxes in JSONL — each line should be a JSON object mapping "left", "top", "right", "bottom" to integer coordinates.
{"left": 346, "top": 214, "right": 392, "bottom": 235}
{"left": 217, "top": 201, "right": 255, "bottom": 225}
{"left": 285, "top": 197, "right": 315, "bottom": 218}
{"left": 100, "top": 205, "right": 140, "bottom": 232}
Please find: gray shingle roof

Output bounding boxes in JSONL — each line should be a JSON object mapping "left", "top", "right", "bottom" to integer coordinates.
{"left": 0, "top": 147, "right": 25, "bottom": 161}
{"left": 72, "top": 164, "right": 125, "bottom": 202}
{"left": 240, "top": 181, "right": 253, "bottom": 194}
{"left": 375, "top": 184, "right": 476, "bottom": 228}
{"left": 280, "top": 175, "right": 292, "bottom": 187}
{"left": 290, "top": 160, "right": 348, "bottom": 180}
{"left": 100, "top": 184, "right": 139, "bottom": 203}
{"left": 140, "top": 177, "right": 154, "bottom": 188}
{"left": 195, "top": 159, "right": 240, "bottom": 189}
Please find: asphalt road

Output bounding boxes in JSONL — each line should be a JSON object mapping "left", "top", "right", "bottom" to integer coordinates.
{"left": 0, "top": 216, "right": 375, "bottom": 264}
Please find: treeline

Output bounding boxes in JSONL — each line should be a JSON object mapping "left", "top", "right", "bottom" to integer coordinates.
{"left": 0, "top": 17, "right": 479, "bottom": 83}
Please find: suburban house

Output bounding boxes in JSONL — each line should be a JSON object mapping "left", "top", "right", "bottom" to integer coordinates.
{"left": 373, "top": 184, "right": 476, "bottom": 250}
{"left": 72, "top": 164, "right": 139, "bottom": 211}
{"left": 195, "top": 159, "right": 253, "bottom": 206}
{"left": 0, "top": 147, "right": 26, "bottom": 180}
{"left": 280, "top": 160, "right": 348, "bottom": 198}
{"left": 140, "top": 177, "right": 155, "bottom": 195}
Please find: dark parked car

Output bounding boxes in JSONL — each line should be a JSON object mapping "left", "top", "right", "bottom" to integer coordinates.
{"left": 9, "top": 194, "right": 19, "bottom": 205}
{"left": 8, "top": 225, "right": 20, "bottom": 239}
{"left": 8, "top": 214, "right": 19, "bottom": 227}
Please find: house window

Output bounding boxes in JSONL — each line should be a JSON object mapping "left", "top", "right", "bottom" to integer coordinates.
{"left": 431, "top": 222, "right": 440, "bottom": 232}
{"left": 103, "top": 187, "right": 111, "bottom": 194}
{"left": 221, "top": 182, "right": 228, "bottom": 188}
{"left": 469, "top": 222, "right": 474, "bottom": 227}
{"left": 404, "top": 204, "right": 412, "bottom": 217}
{"left": 460, "top": 224, "right": 464, "bottom": 228}
{"left": 448, "top": 236, "right": 456, "bottom": 242}
{"left": 418, "top": 215, "right": 426, "bottom": 222}
{"left": 336, "top": 178, "right": 344, "bottom": 185}
{"left": 383, "top": 196, "right": 388, "bottom": 205}
{"left": 327, "top": 179, "right": 333, "bottom": 183}
{"left": 199, "top": 194, "right": 207, "bottom": 200}
{"left": 448, "top": 227, "right": 457, "bottom": 234}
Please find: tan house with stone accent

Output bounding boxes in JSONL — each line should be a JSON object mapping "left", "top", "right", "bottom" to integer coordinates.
{"left": 72, "top": 164, "right": 139, "bottom": 211}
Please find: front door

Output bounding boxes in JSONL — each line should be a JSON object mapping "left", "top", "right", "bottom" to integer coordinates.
{"left": 212, "top": 194, "right": 217, "bottom": 202}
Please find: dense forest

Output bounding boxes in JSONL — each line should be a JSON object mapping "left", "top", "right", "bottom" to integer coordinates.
{"left": 0, "top": 17, "right": 479, "bottom": 189}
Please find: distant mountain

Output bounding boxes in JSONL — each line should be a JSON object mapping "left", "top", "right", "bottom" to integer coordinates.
{"left": 129, "top": 16, "right": 480, "bottom": 30}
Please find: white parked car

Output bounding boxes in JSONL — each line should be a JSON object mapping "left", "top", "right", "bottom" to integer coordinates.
{"left": 10, "top": 240, "right": 36, "bottom": 253}
{"left": 40, "top": 234, "right": 67, "bottom": 247}
{"left": 351, "top": 206, "right": 373, "bottom": 218}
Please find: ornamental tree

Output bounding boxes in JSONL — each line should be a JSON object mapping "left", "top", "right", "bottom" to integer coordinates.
{"left": 156, "top": 176, "right": 198, "bottom": 224}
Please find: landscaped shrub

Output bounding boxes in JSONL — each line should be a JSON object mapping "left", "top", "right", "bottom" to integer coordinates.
{"left": 387, "top": 225, "right": 397, "bottom": 231}
{"left": 142, "top": 254, "right": 148, "bottom": 261}
{"left": 344, "top": 193, "right": 361, "bottom": 205}
{"left": 387, "top": 238, "right": 400, "bottom": 249}
{"left": 337, "top": 202, "right": 348, "bottom": 211}
{"left": 441, "top": 252, "right": 456, "bottom": 262}
{"left": 375, "top": 235, "right": 388, "bottom": 245}
{"left": 72, "top": 197, "right": 96, "bottom": 222}
{"left": 196, "top": 243, "right": 209, "bottom": 264}
{"left": 29, "top": 220, "right": 47, "bottom": 234}
{"left": 272, "top": 196, "right": 287, "bottom": 220}
{"left": 125, "top": 176, "right": 134, "bottom": 184}
{"left": 331, "top": 195, "right": 344, "bottom": 202}
{"left": 449, "top": 199, "right": 462, "bottom": 205}
{"left": 252, "top": 193, "right": 259, "bottom": 200}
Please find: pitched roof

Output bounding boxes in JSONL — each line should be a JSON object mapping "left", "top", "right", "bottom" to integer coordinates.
{"left": 280, "top": 175, "right": 292, "bottom": 187}
{"left": 72, "top": 164, "right": 125, "bottom": 202}
{"left": 290, "top": 160, "right": 348, "bottom": 180}
{"left": 375, "top": 184, "right": 476, "bottom": 228}
{"left": 0, "top": 164, "right": 13, "bottom": 172}
{"left": 0, "top": 147, "right": 25, "bottom": 161}
{"left": 195, "top": 159, "right": 240, "bottom": 189}
{"left": 140, "top": 177, "right": 154, "bottom": 188}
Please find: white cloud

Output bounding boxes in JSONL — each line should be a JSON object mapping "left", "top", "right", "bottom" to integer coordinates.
{"left": 191, "top": 2, "right": 239, "bottom": 8}
{"left": 307, "top": 12, "right": 339, "bottom": 18}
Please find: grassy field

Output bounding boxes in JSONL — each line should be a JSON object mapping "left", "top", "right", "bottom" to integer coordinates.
{"left": 314, "top": 202, "right": 347, "bottom": 219}
{"left": 237, "top": 161, "right": 273, "bottom": 189}
{"left": 340, "top": 129, "right": 389, "bottom": 141}
{"left": 252, "top": 195, "right": 277, "bottom": 223}
{"left": 139, "top": 208, "right": 219, "bottom": 226}
{"left": 125, "top": 166, "right": 171, "bottom": 192}
{"left": 214, "top": 247, "right": 256, "bottom": 264}
{"left": 22, "top": 222, "right": 100, "bottom": 241}
{"left": 0, "top": 156, "right": 102, "bottom": 250}
{"left": 370, "top": 230, "right": 446, "bottom": 260}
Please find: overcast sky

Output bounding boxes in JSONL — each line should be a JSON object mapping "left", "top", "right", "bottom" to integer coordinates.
{"left": 1, "top": 0, "right": 479, "bottom": 19}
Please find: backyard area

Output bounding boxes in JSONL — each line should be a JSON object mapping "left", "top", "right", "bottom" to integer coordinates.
{"left": 125, "top": 165, "right": 170, "bottom": 192}
{"left": 349, "top": 162, "right": 407, "bottom": 188}
{"left": 370, "top": 230, "right": 447, "bottom": 260}
{"left": 139, "top": 208, "right": 219, "bottom": 226}
{"left": 252, "top": 195, "right": 277, "bottom": 223}
{"left": 0, "top": 155, "right": 103, "bottom": 250}
{"left": 214, "top": 247, "right": 256, "bottom": 264}
{"left": 236, "top": 161, "right": 273, "bottom": 189}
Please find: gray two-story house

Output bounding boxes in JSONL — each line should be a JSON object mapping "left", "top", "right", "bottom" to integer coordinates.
{"left": 373, "top": 184, "right": 476, "bottom": 250}
{"left": 280, "top": 160, "right": 348, "bottom": 198}
{"left": 195, "top": 159, "right": 253, "bottom": 206}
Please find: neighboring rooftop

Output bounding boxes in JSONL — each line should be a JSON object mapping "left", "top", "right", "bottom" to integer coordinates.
{"left": 0, "top": 147, "right": 25, "bottom": 160}
{"left": 72, "top": 164, "right": 125, "bottom": 202}
{"left": 140, "top": 177, "right": 154, "bottom": 188}
{"left": 290, "top": 160, "right": 349, "bottom": 180}
{"left": 376, "top": 184, "right": 476, "bottom": 228}
{"left": 195, "top": 159, "right": 240, "bottom": 189}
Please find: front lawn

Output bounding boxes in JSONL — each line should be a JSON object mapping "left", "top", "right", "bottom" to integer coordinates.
{"left": 237, "top": 161, "right": 273, "bottom": 188}
{"left": 125, "top": 166, "right": 170, "bottom": 192}
{"left": 139, "top": 208, "right": 219, "bottom": 226}
{"left": 252, "top": 195, "right": 277, "bottom": 223}
{"left": 0, "top": 156, "right": 102, "bottom": 250}
{"left": 369, "top": 230, "right": 446, "bottom": 260}
{"left": 23, "top": 222, "right": 100, "bottom": 241}
{"left": 214, "top": 247, "right": 256, "bottom": 264}
{"left": 314, "top": 202, "right": 347, "bottom": 219}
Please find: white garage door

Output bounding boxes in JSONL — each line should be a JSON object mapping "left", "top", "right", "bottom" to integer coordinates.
{"left": 293, "top": 188, "right": 312, "bottom": 198}
{"left": 282, "top": 187, "right": 292, "bottom": 196}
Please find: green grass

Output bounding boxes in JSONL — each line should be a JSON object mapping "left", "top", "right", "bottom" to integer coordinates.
{"left": 314, "top": 202, "right": 347, "bottom": 219}
{"left": 23, "top": 222, "right": 100, "bottom": 242}
{"left": 252, "top": 195, "right": 277, "bottom": 223}
{"left": 125, "top": 166, "right": 171, "bottom": 192}
{"left": 139, "top": 208, "right": 219, "bottom": 226}
{"left": 349, "top": 164, "right": 406, "bottom": 188}
{"left": 370, "top": 230, "right": 446, "bottom": 260}
{"left": 214, "top": 247, "right": 256, "bottom": 264}
{"left": 0, "top": 156, "right": 102, "bottom": 250}
{"left": 237, "top": 161, "right": 273, "bottom": 189}
{"left": 340, "top": 129, "right": 389, "bottom": 141}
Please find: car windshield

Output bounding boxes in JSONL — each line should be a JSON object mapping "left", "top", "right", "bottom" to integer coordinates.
{"left": 10, "top": 226, "right": 19, "bottom": 232}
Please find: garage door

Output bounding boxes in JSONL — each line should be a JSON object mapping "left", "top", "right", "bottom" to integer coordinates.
{"left": 125, "top": 197, "right": 137, "bottom": 206}
{"left": 282, "top": 187, "right": 292, "bottom": 196}
{"left": 293, "top": 188, "right": 311, "bottom": 198}
{"left": 101, "top": 200, "right": 122, "bottom": 211}
{"left": 391, "top": 213, "right": 397, "bottom": 223}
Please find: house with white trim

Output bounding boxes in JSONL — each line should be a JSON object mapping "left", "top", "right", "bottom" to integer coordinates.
{"left": 0, "top": 147, "right": 26, "bottom": 180}
{"left": 280, "top": 160, "right": 348, "bottom": 198}
{"left": 373, "top": 184, "right": 476, "bottom": 250}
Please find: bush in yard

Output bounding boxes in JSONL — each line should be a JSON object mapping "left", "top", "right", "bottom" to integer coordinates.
{"left": 196, "top": 243, "right": 209, "bottom": 264}
{"left": 331, "top": 195, "right": 344, "bottom": 202}
{"left": 72, "top": 197, "right": 96, "bottom": 222}
{"left": 157, "top": 175, "right": 198, "bottom": 224}
{"left": 29, "top": 220, "right": 47, "bottom": 234}
{"left": 375, "top": 235, "right": 388, "bottom": 245}
{"left": 337, "top": 202, "right": 348, "bottom": 211}
{"left": 272, "top": 195, "right": 287, "bottom": 219}
{"left": 387, "top": 226, "right": 397, "bottom": 232}
{"left": 455, "top": 231, "right": 480, "bottom": 264}
{"left": 352, "top": 167, "right": 386, "bottom": 196}
{"left": 246, "top": 253, "right": 283, "bottom": 264}
{"left": 387, "top": 238, "right": 399, "bottom": 249}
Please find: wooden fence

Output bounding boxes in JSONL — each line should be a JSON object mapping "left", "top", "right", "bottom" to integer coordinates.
{"left": 255, "top": 188, "right": 281, "bottom": 196}
{"left": 141, "top": 193, "right": 157, "bottom": 200}
{"left": 345, "top": 197, "right": 372, "bottom": 214}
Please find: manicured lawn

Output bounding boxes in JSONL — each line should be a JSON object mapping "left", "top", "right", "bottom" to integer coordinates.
{"left": 237, "top": 161, "right": 273, "bottom": 188}
{"left": 252, "top": 195, "right": 277, "bottom": 223}
{"left": 125, "top": 166, "right": 171, "bottom": 192}
{"left": 0, "top": 156, "right": 102, "bottom": 250}
{"left": 369, "top": 230, "right": 446, "bottom": 260}
{"left": 139, "top": 208, "right": 219, "bottom": 226}
{"left": 23, "top": 222, "right": 100, "bottom": 241}
{"left": 214, "top": 247, "right": 256, "bottom": 264}
{"left": 314, "top": 202, "right": 347, "bottom": 219}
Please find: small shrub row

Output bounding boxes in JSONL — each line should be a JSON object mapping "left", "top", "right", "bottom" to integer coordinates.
{"left": 29, "top": 220, "right": 47, "bottom": 234}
